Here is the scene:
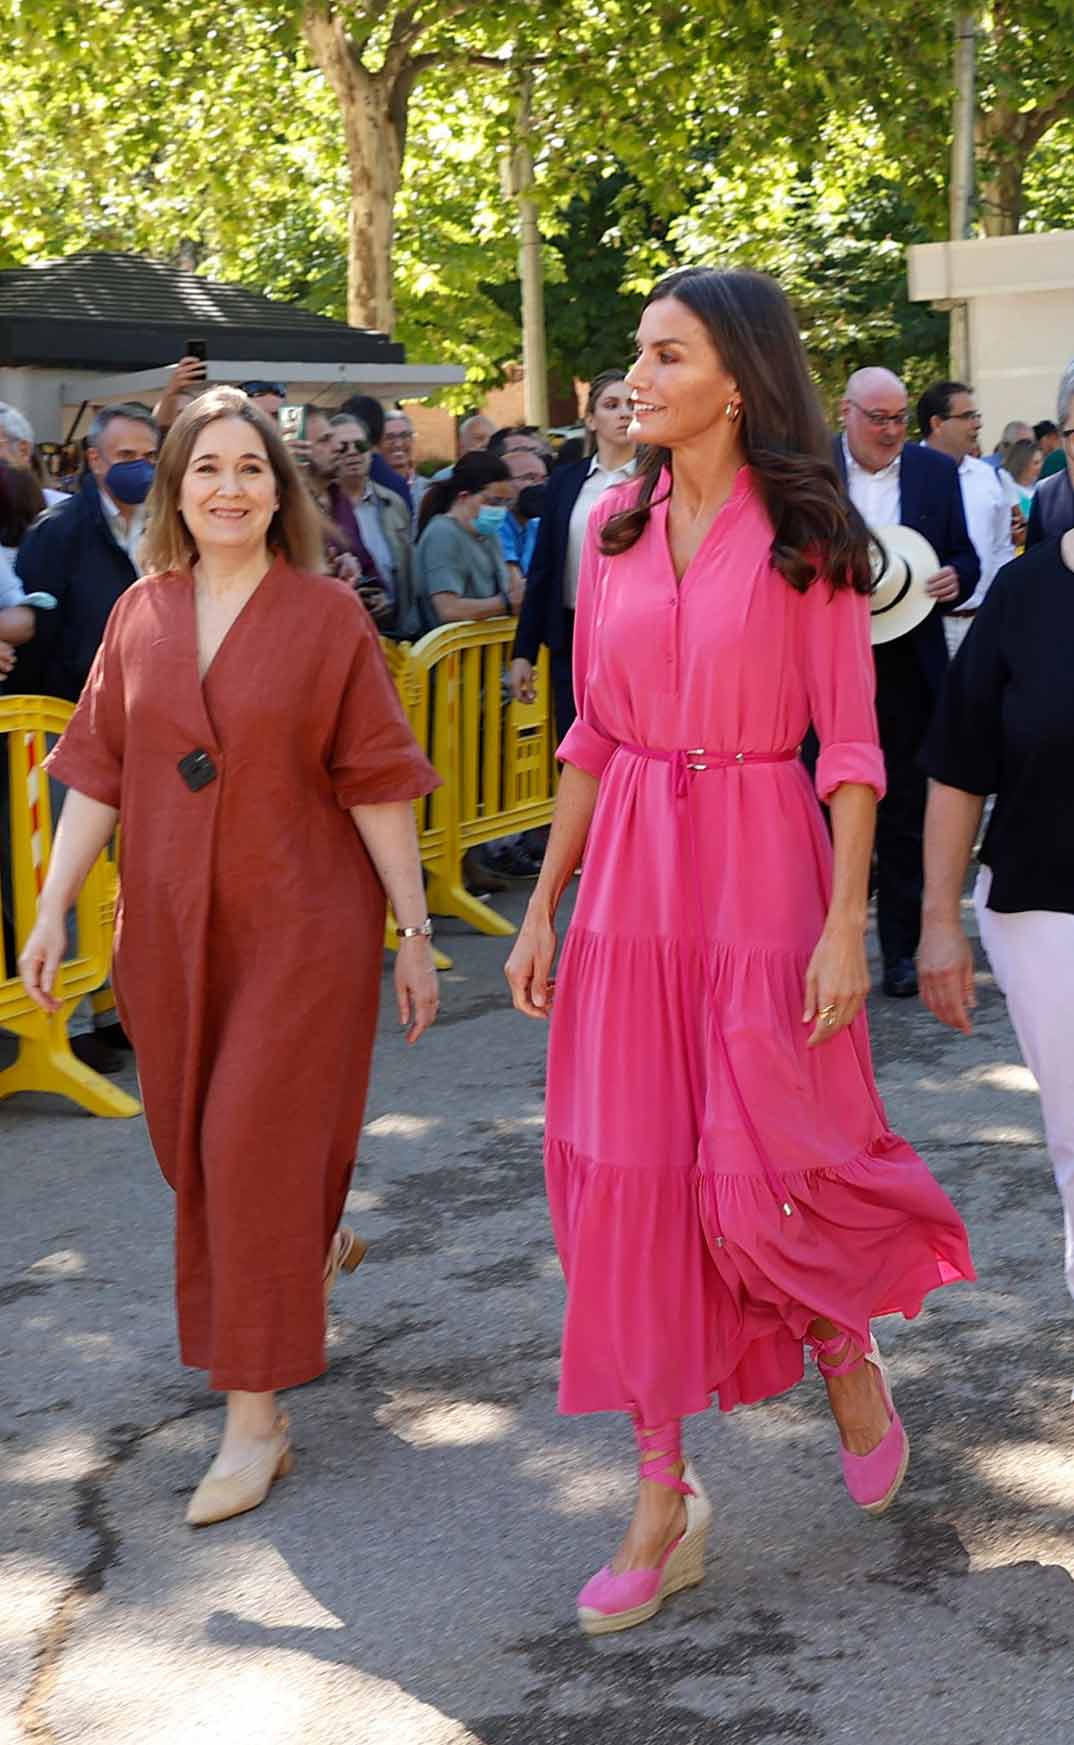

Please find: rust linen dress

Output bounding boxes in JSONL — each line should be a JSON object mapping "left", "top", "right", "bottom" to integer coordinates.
{"left": 47, "top": 559, "right": 438, "bottom": 1391}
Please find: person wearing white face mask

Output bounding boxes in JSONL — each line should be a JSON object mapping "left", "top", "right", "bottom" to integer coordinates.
{"left": 413, "top": 451, "right": 520, "bottom": 629}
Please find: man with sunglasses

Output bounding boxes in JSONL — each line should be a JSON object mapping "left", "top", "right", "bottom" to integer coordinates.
{"left": 834, "top": 367, "right": 979, "bottom": 999}
{"left": 921, "top": 379, "right": 1015, "bottom": 654}
{"left": 326, "top": 413, "right": 417, "bottom": 637}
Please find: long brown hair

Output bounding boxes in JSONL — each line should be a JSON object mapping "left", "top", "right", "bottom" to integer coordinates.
{"left": 141, "top": 386, "right": 326, "bottom": 573}
{"left": 602, "top": 267, "right": 873, "bottom": 594}
{"left": 583, "top": 369, "right": 629, "bottom": 458}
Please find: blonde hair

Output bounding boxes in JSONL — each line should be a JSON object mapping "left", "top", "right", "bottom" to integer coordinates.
{"left": 141, "top": 386, "right": 325, "bottom": 573}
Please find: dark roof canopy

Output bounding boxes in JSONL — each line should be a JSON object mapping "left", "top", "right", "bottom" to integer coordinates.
{"left": 0, "top": 251, "right": 404, "bottom": 370}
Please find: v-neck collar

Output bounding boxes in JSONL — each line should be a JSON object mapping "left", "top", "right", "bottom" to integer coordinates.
{"left": 186, "top": 553, "right": 284, "bottom": 745}
{"left": 655, "top": 464, "right": 753, "bottom": 588}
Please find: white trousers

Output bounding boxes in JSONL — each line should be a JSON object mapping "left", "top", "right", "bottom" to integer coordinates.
{"left": 975, "top": 867, "right": 1074, "bottom": 1302}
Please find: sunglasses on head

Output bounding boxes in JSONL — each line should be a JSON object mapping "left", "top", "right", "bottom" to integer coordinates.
{"left": 335, "top": 437, "right": 370, "bottom": 454}
{"left": 239, "top": 381, "right": 287, "bottom": 400}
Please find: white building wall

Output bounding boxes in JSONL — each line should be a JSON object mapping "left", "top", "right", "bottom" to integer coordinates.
{"left": 908, "top": 232, "right": 1074, "bottom": 448}
{"left": 969, "top": 292, "right": 1074, "bottom": 445}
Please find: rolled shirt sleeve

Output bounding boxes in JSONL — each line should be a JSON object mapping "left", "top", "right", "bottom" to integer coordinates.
{"left": 801, "top": 575, "right": 887, "bottom": 803}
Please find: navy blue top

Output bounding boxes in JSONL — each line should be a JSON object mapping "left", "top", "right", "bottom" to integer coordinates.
{"left": 14, "top": 475, "right": 138, "bottom": 701}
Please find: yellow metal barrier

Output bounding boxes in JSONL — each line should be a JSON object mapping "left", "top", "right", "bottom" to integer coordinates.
{"left": 386, "top": 621, "right": 557, "bottom": 939}
{"left": 0, "top": 623, "right": 552, "bottom": 1114}
{"left": 0, "top": 696, "right": 140, "bottom": 1117}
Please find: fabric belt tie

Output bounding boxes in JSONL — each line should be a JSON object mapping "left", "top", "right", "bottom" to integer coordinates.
{"left": 620, "top": 743, "right": 798, "bottom": 799}
{"left": 617, "top": 741, "right": 801, "bottom": 1230}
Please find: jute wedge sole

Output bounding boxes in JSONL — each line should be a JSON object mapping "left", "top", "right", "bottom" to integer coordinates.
{"left": 578, "top": 1522, "right": 709, "bottom": 1636}
{"left": 576, "top": 1457, "right": 712, "bottom": 1636}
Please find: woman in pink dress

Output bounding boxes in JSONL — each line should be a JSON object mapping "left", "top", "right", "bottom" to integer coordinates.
{"left": 506, "top": 267, "right": 973, "bottom": 1635}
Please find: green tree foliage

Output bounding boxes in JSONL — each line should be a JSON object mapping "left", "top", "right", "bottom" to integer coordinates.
{"left": 4, "top": 0, "right": 1074, "bottom": 409}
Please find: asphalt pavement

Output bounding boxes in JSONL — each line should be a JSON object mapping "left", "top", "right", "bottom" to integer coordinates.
{"left": 2, "top": 882, "right": 1073, "bottom": 1745}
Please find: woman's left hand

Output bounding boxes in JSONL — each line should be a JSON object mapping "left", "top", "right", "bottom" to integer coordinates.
{"left": 394, "top": 938, "right": 440, "bottom": 1043}
{"left": 802, "top": 920, "right": 870, "bottom": 1047}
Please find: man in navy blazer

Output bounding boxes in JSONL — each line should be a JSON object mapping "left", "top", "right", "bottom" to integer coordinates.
{"left": 834, "top": 368, "right": 979, "bottom": 997}
{"left": 511, "top": 456, "right": 593, "bottom": 743}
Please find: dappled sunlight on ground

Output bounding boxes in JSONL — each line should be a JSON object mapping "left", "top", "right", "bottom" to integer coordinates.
{"left": 364, "top": 1112, "right": 444, "bottom": 1139}
{"left": 26, "top": 1248, "right": 91, "bottom": 1276}
{"left": 965, "top": 1062, "right": 1041, "bottom": 1095}
{"left": 9, "top": 1426, "right": 99, "bottom": 1485}
{"left": 974, "top": 1440, "right": 1074, "bottom": 1515}
{"left": 5, "top": 894, "right": 1074, "bottom": 1743}
{"left": 377, "top": 1396, "right": 517, "bottom": 1448}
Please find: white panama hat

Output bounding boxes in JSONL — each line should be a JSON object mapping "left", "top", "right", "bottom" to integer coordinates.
{"left": 868, "top": 524, "right": 940, "bottom": 646}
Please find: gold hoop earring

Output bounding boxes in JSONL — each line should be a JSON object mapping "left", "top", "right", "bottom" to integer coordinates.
{"left": 725, "top": 400, "right": 741, "bottom": 423}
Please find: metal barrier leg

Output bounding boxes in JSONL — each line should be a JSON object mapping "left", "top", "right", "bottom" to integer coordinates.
{"left": 0, "top": 1009, "right": 141, "bottom": 1118}
{"left": 425, "top": 870, "right": 517, "bottom": 939}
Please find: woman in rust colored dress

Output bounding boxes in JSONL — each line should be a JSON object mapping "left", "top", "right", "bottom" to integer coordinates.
{"left": 19, "top": 388, "right": 440, "bottom": 1527}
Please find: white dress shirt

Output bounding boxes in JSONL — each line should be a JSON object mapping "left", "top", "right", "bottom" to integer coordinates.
{"left": 564, "top": 455, "right": 637, "bottom": 608}
{"left": 955, "top": 453, "right": 1016, "bottom": 612}
{"left": 843, "top": 436, "right": 901, "bottom": 531}
{"left": 99, "top": 488, "right": 148, "bottom": 564}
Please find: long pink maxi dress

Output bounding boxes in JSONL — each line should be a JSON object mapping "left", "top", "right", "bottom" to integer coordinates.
{"left": 545, "top": 469, "right": 974, "bottom": 1425}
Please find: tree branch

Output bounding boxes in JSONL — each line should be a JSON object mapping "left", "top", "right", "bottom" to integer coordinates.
{"left": 383, "top": 3, "right": 435, "bottom": 83}
{"left": 390, "top": 53, "right": 440, "bottom": 149}
{"left": 1020, "top": 83, "right": 1074, "bottom": 150}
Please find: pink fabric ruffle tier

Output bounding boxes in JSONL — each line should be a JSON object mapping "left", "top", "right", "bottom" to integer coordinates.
{"left": 544, "top": 470, "right": 974, "bottom": 1424}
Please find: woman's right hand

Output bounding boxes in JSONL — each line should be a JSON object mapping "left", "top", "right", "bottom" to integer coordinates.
{"left": 510, "top": 658, "right": 536, "bottom": 705}
{"left": 18, "top": 908, "right": 67, "bottom": 1014}
{"left": 918, "top": 917, "right": 976, "bottom": 1035}
{"left": 505, "top": 904, "right": 558, "bottom": 1019}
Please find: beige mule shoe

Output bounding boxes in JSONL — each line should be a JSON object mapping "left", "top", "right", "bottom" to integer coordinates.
{"left": 323, "top": 1225, "right": 368, "bottom": 1301}
{"left": 185, "top": 1414, "right": 293, "bottom": 1528}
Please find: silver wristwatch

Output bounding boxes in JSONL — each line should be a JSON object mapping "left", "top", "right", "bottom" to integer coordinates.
{"left": 397, "top": 919, "right": 434, "bottom": 940}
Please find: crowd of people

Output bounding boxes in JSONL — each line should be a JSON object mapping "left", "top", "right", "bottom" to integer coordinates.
{"left": 0, "top": 371, "right": 600, "bottom": 1023}
{"left": 4, "top": 292, "right": 1074, "bottom": 1635}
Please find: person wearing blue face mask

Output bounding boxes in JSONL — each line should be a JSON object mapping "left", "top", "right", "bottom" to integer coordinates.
{"left": 14, "top": 401, "right": 160, "bottom": 1074}
{"left": 413, "top": 451, "right": 520, "bottom": 631}
{"left": 16, "top": 403, "right": 160, "bottom": 705}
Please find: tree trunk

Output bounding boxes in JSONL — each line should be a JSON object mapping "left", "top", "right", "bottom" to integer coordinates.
{"left": 977, "top": 104, "right": 1025, "bottom": 236}
{"left": 303, "top": 8, "right": 403, "bottom": 333}
{"left": 339, "top": 73, "right": 401, "bottom": 332}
